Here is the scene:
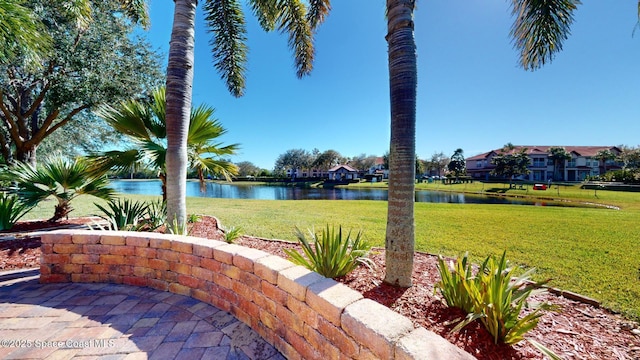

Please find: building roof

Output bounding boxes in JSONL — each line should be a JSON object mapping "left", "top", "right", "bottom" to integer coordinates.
{"left": 328, "top": 164, "right": 359, "bottom": 172}
{"left": 466, "top": 146, "right": 620, "bottom": 160}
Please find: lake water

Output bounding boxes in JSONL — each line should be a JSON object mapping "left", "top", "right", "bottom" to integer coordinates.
{"left": 109, "top": 180, "right": 573, "bottom": 207}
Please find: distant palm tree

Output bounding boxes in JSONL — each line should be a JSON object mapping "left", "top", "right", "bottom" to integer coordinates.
{"left": 7, "top": 157, "right": 114, "bottom": 222}
{"left": 89, "top": 87, "right": 239, "bottom": 200}
{"left": 548, "top": 146, "right": 571, "bottom": 181}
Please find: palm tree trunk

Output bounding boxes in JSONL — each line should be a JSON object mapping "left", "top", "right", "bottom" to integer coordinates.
{"left": 383, "top": 0, "right": 417, "bottom": 288}
{"left": 165, "top": 0, "right": 196, "bottom": 229}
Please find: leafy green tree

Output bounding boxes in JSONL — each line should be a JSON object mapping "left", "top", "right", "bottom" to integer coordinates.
{"left": 312, "top": 149, "right": 344, "bottom": 171}
{"left": 6, "top": 157, "right": 114, "bottom": 222}
{"left": 491, "top": 147, "right": 531, "bottom": 188}
{"left": 447, "top": 148, "right": 466, "bottom": 179}
{"left": 89, "top": 87, "right": 239, "bottom": 200}
{"left": 274, "top": 149, "right": 314, "bottom": 177}
{"left": 235, "top": 161, "right": 261, "bottom": 177}
{"left": 415, "top": 156, "right": 425, "bottom": 178}
{"left": 0, "top": 0, "right": 163, "bottom": 166}
{"left": 616, "top": 145, "right": 640, "bottom": 172}
{"left": 427, "top": 152, "right": 450, "bottom": 177}
{"left": 349, "top": 154, "right": 378, "bottom": 174}
{"left": 594, "top": 149, "right": 616, "bottom": 176}
{"left": 548, "top": 146, "right": 571, "bottom": 181}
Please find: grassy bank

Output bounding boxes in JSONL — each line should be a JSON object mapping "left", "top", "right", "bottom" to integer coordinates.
{"left": 23, "top": 186, "right": 640, "bottom": 319}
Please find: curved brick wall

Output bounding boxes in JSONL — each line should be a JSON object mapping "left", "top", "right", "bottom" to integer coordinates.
{"left": 39, "top": 230, "right": 474, "bottom": 360}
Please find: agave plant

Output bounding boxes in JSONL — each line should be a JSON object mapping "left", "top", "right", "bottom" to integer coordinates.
{"left": 434, "top": 253, "right": 475, "bottom": 314}
{"left": 436, "top": 251, "right": 559, "bottom": 345}
{"left": 0, "top": 192, "right": 33, "bottom": 231}
{"left": 285, "top": 225, "right": 373, "bottom": 279}
{"left": 6, "top": 157, "right": 114, "bottom": 222}
{"left": 94, "top": 198, "right": 166, "bottom": 232}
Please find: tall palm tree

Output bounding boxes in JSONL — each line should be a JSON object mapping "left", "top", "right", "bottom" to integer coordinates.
{"left": 383, "top": 0, "right": 418, "bottom": 287}
{"left": 382, "top": 0, "right": 584, "bottom": 286}
{"left": 164, "top": 0, "right": 329, "bottom": 227}
{"left": 90, "top": 87, "right": 239, "bottom": 200}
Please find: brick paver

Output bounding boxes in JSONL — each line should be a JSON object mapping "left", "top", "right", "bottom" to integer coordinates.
{"left": 0, "top": 270, "right": 284, "bottom": 359}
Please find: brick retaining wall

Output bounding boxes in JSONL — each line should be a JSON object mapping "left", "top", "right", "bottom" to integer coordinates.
{"left": 40, "top": 230, "right": 474, "bottom": 360}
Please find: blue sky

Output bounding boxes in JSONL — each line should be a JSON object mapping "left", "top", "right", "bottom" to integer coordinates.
{"left": 143, "top": 1, "right": 640, "bottom": 169}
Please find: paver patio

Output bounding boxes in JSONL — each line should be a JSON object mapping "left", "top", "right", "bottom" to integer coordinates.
{"left": 0, "top": 269, "right": 284, "bottom": 359}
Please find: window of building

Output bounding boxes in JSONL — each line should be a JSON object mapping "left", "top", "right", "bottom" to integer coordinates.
{"left": 532, "top": 158, "right": 545, "bottom": 167}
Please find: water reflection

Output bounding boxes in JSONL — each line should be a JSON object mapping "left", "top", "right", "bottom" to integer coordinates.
{"left": 109, "top": 180, "right": 576, "bottom": 207}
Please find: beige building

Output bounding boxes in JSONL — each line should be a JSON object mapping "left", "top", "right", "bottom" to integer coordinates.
{"left": 466, "top": 145, "right": 622, "bottom": 182}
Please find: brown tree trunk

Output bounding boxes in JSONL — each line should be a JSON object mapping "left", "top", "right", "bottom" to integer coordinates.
{"left": 383, "top": 0, "right": 417, "bottom": 288}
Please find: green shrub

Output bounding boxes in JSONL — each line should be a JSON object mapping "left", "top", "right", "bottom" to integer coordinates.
{"left": 435, "top": 253, "right": 475, "bottom": 313}
{"left": 94, "top": 199, "right": 150, "bottom": 231}
{"left": 6, "top": 156, "right": 114, "bottom": 222}
{"left": 0, "top": 193, "right": 33, "bottom": 231}
{"left": 95, "top": 199, "right": 165, "bottom": 231}
{"left": 187, "top": 213, "right": 201, "bottom": 223}
{"left": 166, "top": 218, "right": 188, "bottom": 235}
{"left": 145, "top": 200, "right": 166, "bottom": 230}
{"left": 436, "top": 251, "right": 558, "bottom": 345}
{"left": 285, "top": 225, "right": 373, "bottom": 278}
{"left": 223, "top": 225, "right": 242, "bottom": 244}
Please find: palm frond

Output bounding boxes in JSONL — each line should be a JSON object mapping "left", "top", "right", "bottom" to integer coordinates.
{"left": 140, "top": 141, "right": 167, "bottom": 171}
{"left": 7, "top": 157, "right": 114, "bottom": 215}
{"left": 150, "top": 87, "right": 167, "bottom": 137}
{"left": 250, "top": 0, "right": 279, "bottom": 31}
{"left": 0, "top": 1, "right": 52, "bottom": 63}
{"left": 190, "top": 157, "right": 239, "bottom": 181}
{"left": 276, "top": 0, "right": 315, "bottom": 77}
{"left": 204, "top": 0, "right": 248, "bottom": 97}
{"left": 95, "top": 102, "right": 153, "bottom": 141}
{"left": 60, "top": 0, "right": 93, "bottom": 30}
{"left": 86, "top": 149, "right": 143, "bottom": 175}
{"left": 510, "top": 0, "right": 580, "bottom": 71}
{"left": 192, "top": 143, "right": 240, "bottom": 157}
{"left": 118, "top": 0, "right": 150, "bottom": 28}
{"left": 188, "top": 106, "right": 226, "bottom": 144}
{"left": 306, "top": 0, "right": 331, "bottom": 30}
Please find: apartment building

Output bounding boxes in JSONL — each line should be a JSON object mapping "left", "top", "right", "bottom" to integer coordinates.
{"left": 466, "top": 146, "right": 622, "bottom": 182}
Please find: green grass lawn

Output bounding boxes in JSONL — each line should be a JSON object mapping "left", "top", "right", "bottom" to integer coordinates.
{"left": 23, "top": 183, "right": 640, "bottom": 320}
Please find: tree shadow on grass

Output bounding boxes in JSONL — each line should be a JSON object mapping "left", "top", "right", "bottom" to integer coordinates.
{"left": 484, "top": 187, "right": 509, "bottom": 194}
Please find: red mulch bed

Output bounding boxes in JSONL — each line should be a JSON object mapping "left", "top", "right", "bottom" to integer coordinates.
{"left": 2, "top": 216, "right": 639, "bottom": 359}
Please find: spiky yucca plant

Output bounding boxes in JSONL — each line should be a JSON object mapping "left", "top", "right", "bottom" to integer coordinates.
{"left": 0, "top": 193, "right": 33, "bottom": 231}
{"left": 285, "top": 225, "right": 373, "bottom": 279}
{"left": 436, "top": 251, "right": 558, "bottom": 345}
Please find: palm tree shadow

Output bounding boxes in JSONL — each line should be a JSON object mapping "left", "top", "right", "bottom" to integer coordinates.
{"left": 361, "top": 282, "right": 410, "bottom": 307}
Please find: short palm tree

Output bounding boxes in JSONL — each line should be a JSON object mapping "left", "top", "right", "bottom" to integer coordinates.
{"left": 89, "top": 86, "right": 239, "bottom": 200}
{"left": 6, "top": 157, "right": 114, "bottom": 222}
